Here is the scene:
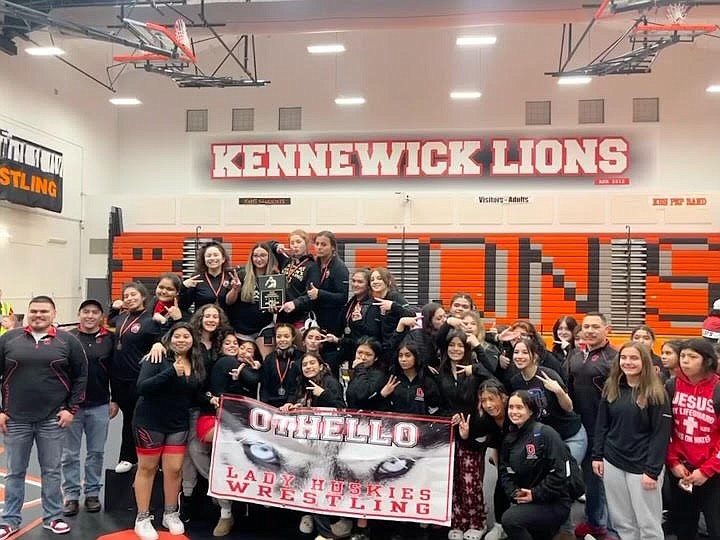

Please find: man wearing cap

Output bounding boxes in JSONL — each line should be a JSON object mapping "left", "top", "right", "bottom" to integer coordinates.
{"left": 61, "top": 299, "right": 117, "bottom": 517}
{"left": 702, "top": 299, "right": 720, "bottom": 343}
{"left": 0, "top": 296, "right": 87, "bottom": 538}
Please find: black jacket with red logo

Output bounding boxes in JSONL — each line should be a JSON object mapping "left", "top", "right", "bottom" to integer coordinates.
{"left": 0, "top": 326, "right": 88, "bottom": 421}
{"left": 384, "top": 370, "right": 445, "bottom": 416}
{"left": 109, "top": 308, "right": 166, "bottom": 383}
{"left": 500, "top": 420, "right": 572, "bottom": 504}
{"left": 69, "top": 326, "right": 114, "bottom": 407}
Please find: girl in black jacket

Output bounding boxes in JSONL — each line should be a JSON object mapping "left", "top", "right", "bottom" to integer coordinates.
{"left": 132, "top": 322, "right": 210, "bottom": 539}
{"left": 285, "top": 231, "right": 349, "bottom": 336}
{"left": 381, "top": 340, "right": 444, "bottom": 416}
{"left": 281, "top": 352, "right": 346, "bottom": 410}
{"left": 337, "top": 268, "right": 382, "bottom": 364}
{"left": 499, "top": 390, "right": 572, "bottom": 540}
{"left": 369, "top": 267, "right": 416, "bottom": 362}
{"left": 345, "top": 337, "right": 386, "bottom": 411}
{"left": 389, "top": 302, "right": 446, "bottom": 369}
{"left": 438, "top": 330, "right": 489, "bottom": 540}
{"left": 259, "top": 323, "right": 303, "bottom": 407}
{"left": 179, "top": 242, "right": 234, "bottom": 312}
{"left": 271, "top": 230, "right": 315, "bottom": 327}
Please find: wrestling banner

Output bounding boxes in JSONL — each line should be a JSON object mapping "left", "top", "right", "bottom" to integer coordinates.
{"left": 208, "top": 396, "right": 455, "bottom": 525}
{"left": 0, "top": 129, "right": 63, "bottom": 213}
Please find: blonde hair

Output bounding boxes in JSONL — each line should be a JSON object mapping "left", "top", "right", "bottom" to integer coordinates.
{"left": 603, "top": 342, "right": 665, "bottom": 408}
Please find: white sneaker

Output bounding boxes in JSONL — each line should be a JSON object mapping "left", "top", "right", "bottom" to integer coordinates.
{"left": 299, "top": 514, "right": 314, "bottom": 534}
{"left": 484, "top": 523, "right": 507, "bottom": 540}
{"left": 448, "top": 529, "right": 464, "bottom": 540}
{"left": 115, "top": 461, "right": 133, "bottom": 473}
{"left": 162, "top": 511, "right": 185, "bottom": 535}
{"left": 134, "top": 516, "right": 159, "bottom": 540}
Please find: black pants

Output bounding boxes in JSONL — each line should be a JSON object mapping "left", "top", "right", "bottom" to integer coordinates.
{"left": 495, "top": 483, "right": 511, "bottom": 524}
{"left": 669, "top": 472, "right": 720, "bottom": 540}
{"left": 112, "top": 378, "right": 139, "bottom": 464}
{"left": 502, "top": 501, "right": 570, "bottom": 540}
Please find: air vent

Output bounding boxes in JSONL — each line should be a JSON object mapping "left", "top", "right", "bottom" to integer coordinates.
{"left": 633, "top": 97, "right": 659, "bottom": 123}
{"left": 578, "top": 99, "right": 604, "bottom": 124}
{"left": 525, "top": 100, "right": 551, "bottom": 125}
{"left": 278, "top": 107, "right": 302, "bottom": 130}
{"left": 610, "top": 238, "right": 647, "bottom": 331}
{"left": 89, "top": 238, "right": 108, "bottom": 255}
{"left": 232, "top": 108, "right": 255, "bottom": 131}
{"left": 186, "top": 109, "right": 208, "bottom": 132}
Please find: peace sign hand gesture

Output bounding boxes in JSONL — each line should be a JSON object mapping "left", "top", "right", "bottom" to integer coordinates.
{"left": 183, "top": 274, "right": 202, "bottom": 288}
{"left": 229, "top": 269, "right": 242, "bottom": 290}
{"left": 457, "top": 413, "right": 471, "bottom": 440}
{"left": 373, "top": 298, "right": 393, "bottom": 315}
{"left": 536, "top": 370, "right": 563, "bottom": 395}
{"left": 306, "top": 380, "right": 325, "bottom": 397}
{"left": 381, "top": 375, "right": 402, "bottom": 397}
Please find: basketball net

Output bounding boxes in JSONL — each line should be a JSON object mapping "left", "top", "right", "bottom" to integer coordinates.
{"left": 666, "top": 3, "right": 689, "bottom": 23}
{"left": 174, "top": 18, "right": 191, "bottom": 50}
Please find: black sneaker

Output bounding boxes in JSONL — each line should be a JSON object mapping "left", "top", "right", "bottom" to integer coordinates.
{"left": 62, "top": 501, "right": 79, "bottom": 517}
{"left": 84, "top": 496, "right": 101, "bottom": 513}
{"left": 179, "top": 493, "right": 193, "bottom": 523}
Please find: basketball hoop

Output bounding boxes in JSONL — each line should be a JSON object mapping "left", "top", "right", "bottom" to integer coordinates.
{"left": 174, "top": 18, "right": 191, "bottom": 51}
{"left": 666, "top": 3, "right": 689, "bottom": 23}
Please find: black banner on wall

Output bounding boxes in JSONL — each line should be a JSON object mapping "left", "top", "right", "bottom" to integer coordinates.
{"left": 0, "top": 129, "right": 63, "bottom": 213}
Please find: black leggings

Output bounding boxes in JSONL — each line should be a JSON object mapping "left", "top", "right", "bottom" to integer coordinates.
{"left": 112, "top": 378, "right": 139, "bottom": 464}
{"left": 669, "top": 472, "right": 720, "bottom": 540}
{"left": 502, "top": 501, "right": 571, "bottom": 540}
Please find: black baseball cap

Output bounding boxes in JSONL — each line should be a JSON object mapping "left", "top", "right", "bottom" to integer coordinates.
{"left": 79, "top": 299, "right": 104, "bottom": 313}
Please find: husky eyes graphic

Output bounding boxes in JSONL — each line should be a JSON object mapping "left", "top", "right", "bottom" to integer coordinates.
{"left": 374, "top": 457, "right": 415, "bottom": 481}
{"left": 243, "top": 442, "right": 283, "bottom": 470}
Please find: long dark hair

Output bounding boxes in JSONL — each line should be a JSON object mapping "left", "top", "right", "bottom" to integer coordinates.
{"left": 162, "top": 322, "right": 206, "bottom": 382}
{"left": 439, "top": 329, "right": 473, "bottom": 374}
{"left": 194, "top": 241, "right": 230, "bottom": 274}
{"left": 392, "top": 339, "right": 428, "bottom": 383}
{"left": 552, "top": 315, "right": 577, "bottom": 356}
{"left": 421, "top": 302, "right": 444, "bottom": 334}
{"left": 189, "top": 303, "right": 230, "bottom": 351}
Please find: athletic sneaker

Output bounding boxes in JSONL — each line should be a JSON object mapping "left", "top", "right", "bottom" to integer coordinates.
{"left": 42, "top": 519, "right": 71, "bottom": 535}
{"left": 162, "top": 511, "right": 185, "bottom": 535}
{"left": 114, "top": 460, "right": 133, "bottom": 473}
{"left": 134, "top": 516, "right": 159, "bottom": 540}
{"left": 0, "top": 524, "right": 17, "bottom": 540}
{"left": 484, "top": 523, "right": 507, "bottom": 540}
{"left": 574, "top": 521, "right": 607, "bottom": 538}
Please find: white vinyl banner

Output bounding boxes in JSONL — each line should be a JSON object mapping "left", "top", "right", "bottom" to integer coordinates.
{"left": 208, "top": 396, "right": 455, "bottom": 525}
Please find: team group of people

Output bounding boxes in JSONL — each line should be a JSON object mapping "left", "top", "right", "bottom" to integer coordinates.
{"left": 1, "top": 229, "right": 719, "bottom": 540}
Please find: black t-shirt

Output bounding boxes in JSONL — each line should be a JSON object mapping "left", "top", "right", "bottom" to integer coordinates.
{"left": 510, "top": 367, "right": 582, "bottom": 440}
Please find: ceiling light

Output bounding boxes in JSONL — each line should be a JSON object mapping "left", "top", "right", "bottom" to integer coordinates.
{"left": 557, "top": 75, "right": 592, "bottom": 85}
{"left": 109, "top": 97, "right": 142, "bottom": 106}
{"left": 456, "top": 36, "right": 497, "bottom": 47}
{"left": 706, "top": 85, "right": 720, "bottom": 93}
{"left": 450, "top": 91, "right": 482, "bottom": 100}
{"left": 307, "top": 44, "right": 346, "bottom": 54}
{"left": 335, "top": 96, "right": 365, "bottom": 105}
{"left": 25, "top": 46, "right": 66, "bottom": 56}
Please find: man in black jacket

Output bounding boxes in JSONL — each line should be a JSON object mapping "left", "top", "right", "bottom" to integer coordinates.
{"left": 0, "top": 296, "right": 87, "bottom": 538}
{"left": 61, "top": 299, "right": 116, "bottom": 517}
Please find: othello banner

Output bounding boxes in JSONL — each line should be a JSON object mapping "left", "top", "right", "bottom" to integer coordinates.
{"left": 0, "top": 129, "right": 63, "bottom": 213}
{"left": 208, "top": 396, "right": 455, "bottom": 525}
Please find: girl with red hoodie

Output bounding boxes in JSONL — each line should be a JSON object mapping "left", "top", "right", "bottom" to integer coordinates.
{"left": 666, "top": 338, "right": 720, "bottom": 540}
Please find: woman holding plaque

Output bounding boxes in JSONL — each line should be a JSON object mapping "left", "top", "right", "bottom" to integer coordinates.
{"left": 225, "top": 242, "right": 279, "bottom": 358}
{"left": 271, "top": 229, "right": 315, "bottom": 329}
{"left": 283, "top": 230, "right": 349, "bottom": 337}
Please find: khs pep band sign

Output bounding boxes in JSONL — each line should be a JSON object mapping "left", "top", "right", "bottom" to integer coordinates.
{"left": 209, "top": 396, "right": 455, "bottom": 525}
{"left": 210, "top": 136, "right": 629, "bottom": 179}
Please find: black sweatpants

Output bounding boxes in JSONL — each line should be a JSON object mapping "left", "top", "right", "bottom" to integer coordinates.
{"left": 502, "top": 501, "right": 571, "bottom": 540}
{"left": 669, "top": 472, "right": 720, "bottom": 540}
{"left": 112, "top": 377, "right": 139, "bottom": 464}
